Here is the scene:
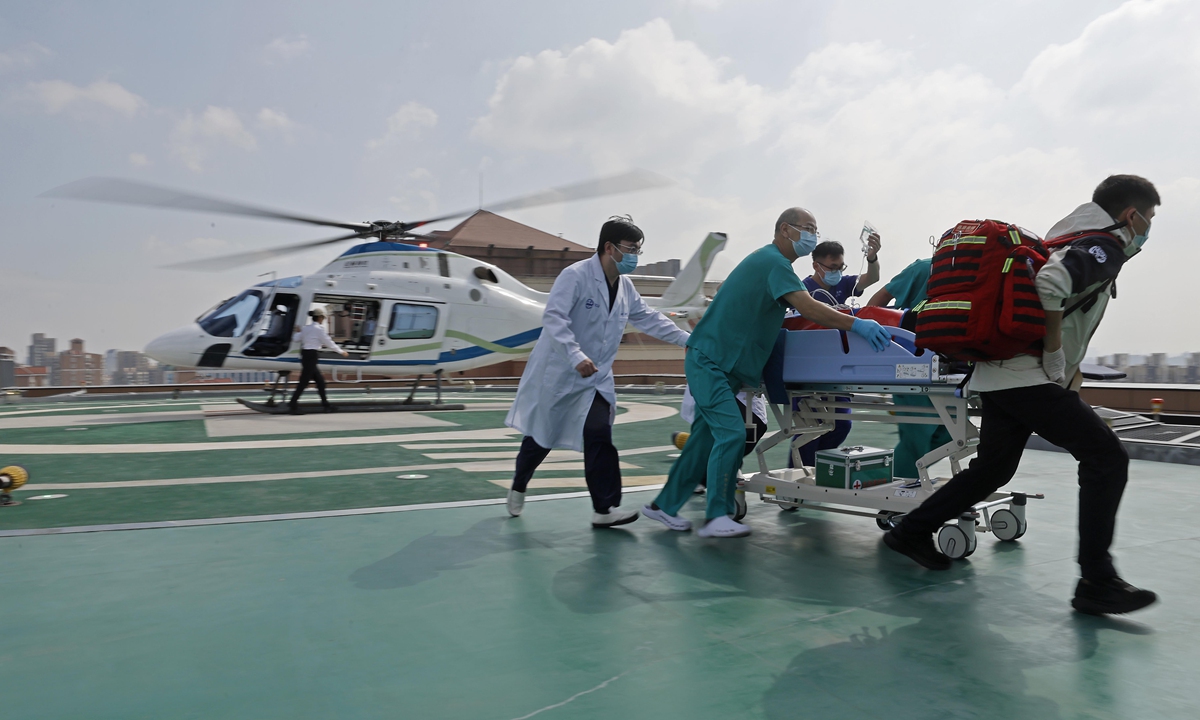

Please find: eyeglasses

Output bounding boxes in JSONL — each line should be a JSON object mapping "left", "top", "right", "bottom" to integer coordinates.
{"left": 614, "top": 242, "right": 643, "bottom": 256}
{"left": 815, "top": 260, "right": 847, "bottom": 272}
{"left": 785, "top": 222, "right": 820, "bottom": 237}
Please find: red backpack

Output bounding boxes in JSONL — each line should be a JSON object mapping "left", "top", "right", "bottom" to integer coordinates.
{"left": 914, "top": 219, "right": 1116, "bottom": 361}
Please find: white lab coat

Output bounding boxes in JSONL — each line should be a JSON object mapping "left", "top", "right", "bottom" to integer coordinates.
{"left": 506, "top": 255, "right": 690, "bottom": 451}
{"left": 681, "top": 386, "right": 767, "bottom": 425}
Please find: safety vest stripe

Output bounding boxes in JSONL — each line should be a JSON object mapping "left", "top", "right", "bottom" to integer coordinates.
{"left": 936, "top": 235, "right": 989, "bottom": 250}
{"left": 1002, "top": 257, "right": 1013, "bottom": 273}
{"left": 921, "top": 300, "right": 972, "bottom": 311}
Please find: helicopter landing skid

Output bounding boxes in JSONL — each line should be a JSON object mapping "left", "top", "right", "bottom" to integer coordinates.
{"left": 236, "top": 398, "right": 466, "bottom": 414}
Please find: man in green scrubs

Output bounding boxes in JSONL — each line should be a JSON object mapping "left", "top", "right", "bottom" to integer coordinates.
{"left": 867, "top": 258, "right": 952, "bottom": 479}
{"left": 643, "top": 207, "right": 894, "bottom": 538}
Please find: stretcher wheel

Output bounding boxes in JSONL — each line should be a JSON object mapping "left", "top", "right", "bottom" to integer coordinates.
{"left": 733, "top": 492, "right": 747, "bottom": 522}
{"left": 780, "top": 505, "right": 799, "bottom": 513}
{"left": 937, "top": 525, "right": 975, "bottom": 560}
{"left": 875, "top": 511, "right": 901, "bottom": 530}
{"left": 990, "top": 508, "right": 1027, "bottom": 541}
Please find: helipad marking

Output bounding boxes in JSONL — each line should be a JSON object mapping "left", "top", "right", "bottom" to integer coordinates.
{"left": 399, "top": 442, "right": 524, "bottom": 450}
{"left": 0, "top": 402, "right": 676, "bottom": 454}
{"left": 488, "top": 475, "right": 666, "bottom": 489}
{"left": 0, "top": 427, "right": 520, "bottom": 455}
{"left": 0, "top": 485, "right": 668, "bottom": 537}
{"left": 0, "top": 410, "right": 204, "bottom": 430}
{"left": 202, "top": 410, "right": 458, "bottom": 438}
{"left": 420, "top": 445, "right": 674, "bottom": 461}
{"left": 14, "top": 455, "right": 650, "bottom": 490}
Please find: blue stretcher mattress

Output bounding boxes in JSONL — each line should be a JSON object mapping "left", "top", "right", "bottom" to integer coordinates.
{"left": 779, "top": 328, "right": 941, "bottom": 386}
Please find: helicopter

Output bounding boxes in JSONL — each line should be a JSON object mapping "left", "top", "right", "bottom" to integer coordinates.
{"left": 44, "top": 173, "right": 725, "bottom": 396}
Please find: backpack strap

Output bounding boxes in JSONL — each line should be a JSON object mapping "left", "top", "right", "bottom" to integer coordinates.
{"left": 1063, "top": 278, "right": 1114, "bottom": 319}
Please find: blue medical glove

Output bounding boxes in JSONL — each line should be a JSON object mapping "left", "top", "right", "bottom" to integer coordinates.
{"left": 850, "top": 318, "right": 892, "bottom": 352}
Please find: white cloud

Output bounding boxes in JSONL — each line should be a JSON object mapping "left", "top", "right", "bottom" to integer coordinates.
{"left": 128, "top": 152, "right": 151, "bottom": 167}
{"left": 388, "top": 167, "right": 439, "bottom": 215}
{"left": 0, "top": 42, "right": 52, "bottom": 73}
{"left": 257, "top": 107, "right": 294, "bottom": 131}
{"left": 471, "top": 5, "right": 1200, "bottom": 354}
{"left": 264, "top": 34, "right": 310, "bottom": 63}
{"left": 170, "top": 106, "right": 257, "bottom": 171}
{"left": 367, "top": 101, "right": 438, "bottom": 148}
{"left": 1019, "top": 0, "right": 1200, "bottom": 127}
{"left": 23, "top": 79, "right": 146, "bottom": 117}
{"left": 472, "top": 19, "right": 773, "bottom": 173}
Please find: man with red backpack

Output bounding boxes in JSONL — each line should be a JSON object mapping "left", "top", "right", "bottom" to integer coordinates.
{"left": 884, "top": 175, "right": 1160, "bottom": 616}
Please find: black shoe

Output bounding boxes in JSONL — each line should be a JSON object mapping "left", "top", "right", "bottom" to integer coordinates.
{"left": 288, "top": 405, "right": 303, "bottom": 415}
{"left": 323, "top": 404, "right": 338, "bottom": 413}
{"left": 883, "top": 528, "right": 951, "bottom": 571}
{"left": 1072, "top": 577, "right": 1158, "bottom": 615}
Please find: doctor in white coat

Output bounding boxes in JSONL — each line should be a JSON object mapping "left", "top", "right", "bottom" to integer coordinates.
{"left": 505, "top": 216, "right": 691, "bottom": 527}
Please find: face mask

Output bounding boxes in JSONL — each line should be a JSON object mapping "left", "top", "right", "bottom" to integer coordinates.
{"left": 1132, "top": 210, "right": 1150, "bottom": 249}
{"left": 613, "top": 247, "right": 638, "bottom": 275}
{"left": 823, "top": 269, "right": 843, "bottom": 285}
{"left": 791, "top": 229, "right": 818, "bottom": 257}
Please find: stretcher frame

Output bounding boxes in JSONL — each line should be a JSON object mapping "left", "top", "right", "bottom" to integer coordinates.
{"left": 737, "top": 381, "right": 1043, "bottom": 559}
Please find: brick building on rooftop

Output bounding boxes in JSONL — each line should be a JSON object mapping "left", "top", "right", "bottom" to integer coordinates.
{"left": 424, "top": 210, "right": 594, "bottom": 279}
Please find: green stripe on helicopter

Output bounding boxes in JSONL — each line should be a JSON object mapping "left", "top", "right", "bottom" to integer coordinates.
{"left": 371, "top": 342, "right": 445, "bottom": 357}
{"left": 444, "top": 330, "right": 536, "bottom": 354}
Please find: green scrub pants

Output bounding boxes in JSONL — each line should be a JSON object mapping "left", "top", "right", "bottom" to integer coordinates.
{"left": 654, "top": 349, "right": 747, "bottom": 520}
{"left": 892, "top": 393, "right": 953, "bottom": 479}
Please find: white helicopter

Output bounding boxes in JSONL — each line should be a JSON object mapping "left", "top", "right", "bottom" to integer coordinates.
{"left": 45, "top": 173, "right": 724, "bottom": 407}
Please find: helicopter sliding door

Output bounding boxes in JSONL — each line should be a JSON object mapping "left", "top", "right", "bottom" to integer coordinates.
{"left": 311, "top": 294, "right": 382, "bottom": 360}
{"left": 372, "top": 300, "right": 445, "bottom": 368}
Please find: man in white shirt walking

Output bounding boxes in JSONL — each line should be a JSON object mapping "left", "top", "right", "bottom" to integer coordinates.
{"left": 504, "top": 216, "right": 690, "bottom": 528}
{"left": 290, "top": 307, "right": 349, "bottom": 414}
{"left": 884, "top": 175, "right": 1160, "bottom": 616}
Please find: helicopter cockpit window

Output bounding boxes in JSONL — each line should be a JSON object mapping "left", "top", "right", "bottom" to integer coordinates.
{"left": 389, "top": 304, "right": 438, "bottom": 340}
{"left": 199, "top": 290, "right": 265, "bottom": 337}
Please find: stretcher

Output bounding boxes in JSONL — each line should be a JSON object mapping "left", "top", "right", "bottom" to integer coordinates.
{"left": 736, "top": 326, "right": 1043, "bottom": 559}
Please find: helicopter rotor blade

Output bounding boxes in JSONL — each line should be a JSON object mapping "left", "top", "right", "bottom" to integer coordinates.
{"left": 404, "top": 168, "right": 673, "bottom": 230}
{"left": 42, "top": 177, "right": 372, "bottom": 233}
{"left": 161, "top": 230, "right": 371, "bottom": 272}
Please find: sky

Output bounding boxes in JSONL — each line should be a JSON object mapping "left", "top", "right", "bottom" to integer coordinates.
{"left": 2, "top": 0, "right": 1198, "bottom": 357}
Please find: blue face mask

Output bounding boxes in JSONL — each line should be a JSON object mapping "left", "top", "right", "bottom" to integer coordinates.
{"left": 822, "top": 268, "right": 843, "bottom": 286}
{"left": 1132, "top": 210, "right": 1150, "bottom": 248}
{"left": 791, "top": 229, "right": 818, "bottom": 258}
{"left": 614, "top": 248, "right": 638, "bottom": 275}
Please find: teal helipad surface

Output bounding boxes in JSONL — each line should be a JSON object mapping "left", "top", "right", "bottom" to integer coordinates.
{"left": 3, "top": 392, "right": 1197, "bottom": 718}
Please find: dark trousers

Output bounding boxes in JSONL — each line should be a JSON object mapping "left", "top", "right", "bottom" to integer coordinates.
{"left": 511, "top": 393, "right": 620, "bottom": 513}
{"left": 289, "top": 349, "right": 330, "bottom": 407}
{"left": 897, "top": 383, "right": 1128, "bottom": 581}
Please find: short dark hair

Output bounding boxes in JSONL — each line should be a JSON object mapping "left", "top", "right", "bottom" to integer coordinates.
{"left": 1092, "top": 175, "right": 1160, "bottom": 219}
{"left": 597, "top": 215, "right": 644, "bottom": 254}
{"left": 812, "top": 240, "right": 844, "bottom": 261}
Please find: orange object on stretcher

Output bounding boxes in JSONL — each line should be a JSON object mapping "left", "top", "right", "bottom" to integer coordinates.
{"left": 781, "top": 306, "right": 906, "bottom": 331}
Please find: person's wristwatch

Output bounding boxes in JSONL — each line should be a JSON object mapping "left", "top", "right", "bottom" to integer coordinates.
{"left": 867, "top": 255, "right": 878, "bottom": 264}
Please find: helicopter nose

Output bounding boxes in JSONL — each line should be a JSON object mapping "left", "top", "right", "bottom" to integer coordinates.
{"left": 144, "top": 324, "right": 209, "bottom": 367}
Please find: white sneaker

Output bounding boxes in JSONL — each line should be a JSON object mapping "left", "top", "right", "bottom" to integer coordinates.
{"left": 697, "top": 515, "right": 751, "bottom": 538}
{"left": 506, "top": 489, "right": 525, "bottom": 517}
{"left": 592, "top": 506, "right": 639, "bottom": 528}
{"left": 642, "top": 505, "right": 692, "bottom": 531}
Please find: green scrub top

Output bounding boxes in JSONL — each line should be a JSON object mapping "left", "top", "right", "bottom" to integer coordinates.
{"left": 687, "top": 243, "right": 806, "bottom": 386}
{"left": 884, "top": 258, "right": 933, "bottom": 309}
